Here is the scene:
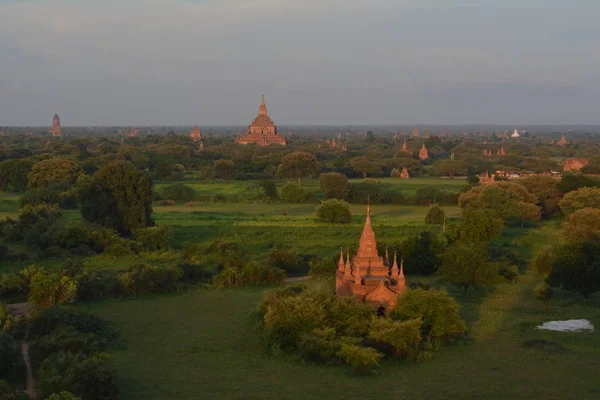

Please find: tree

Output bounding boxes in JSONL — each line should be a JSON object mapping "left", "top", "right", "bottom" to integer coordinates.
{"left": 316, "top": 200, "right": 352, "bottom": 224}
{"left": 0, "top": 380, "right": 18, "bottom": 400}
{"left": 29, "top": 273, "right": 78, "bottom": 309}
{"left": 160, "top": 183, "right": 196, "bottom": 202}
{"left": 336, "top": 344, "right": 382, "bottom": 375}
{"left": 400, "top": 231, "right": 443, "bottom": 275}
{"left": 547, "top": 241, "right": 600, "bottom": 298}
{"left": 433, "top": 160, "right": 467, "bottom": 178}
{"left": 518, "top": 175, "right": 563, "bottom": 218}
{"left": 0, "top": 159, "right": 32, "bottom": 191}
{"left": 438, "top": 243, "right": 500, "bottom": 294}
{"left": 0, "top": 332, "right": 22, "bottom": 379}
{"left": 368, "top": 317, "right": 422, "bottom": 358}
{"left": 425, "top": 205, "right": 445, "bottom": 225}
{"left": 318, "top": 172, "right": 349, "bottom": 199}
{"left": 558, "top": 187, "right": 600, "bottom": 215}
{"left": 561, "top": 208, "right": 600, "bottom": 243}
{"left": 280, "top": 182, "right": 305, "bottom": 203}
{"left": 558, "top": 172, "right": 600, "bottom": 194}
{"left": 534, "top": 282, "right": 553, "bottom": 313}
{"left": 212, "top": 159, "right": 236, "bottom": 180}
{"left": 349, "top": 156, "right": 382, "bottom": 178}
{"left": 448, "top": 209, "right": 503, "bottom": 244}
{"left": 260, "top": 180, "right": 279, "bottom": 201}
{"left": 278, "top": 152, "right": 320, "bottom": 182}
{"left": 28, "top": 158, "right": 83, "bottom": 188}
{"left": 79, "top": 161, "right": 153, "bottom": 235}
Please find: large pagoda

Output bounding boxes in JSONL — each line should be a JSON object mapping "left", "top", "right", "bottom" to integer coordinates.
{"left": 49, "top": 114, "right": 62, "bottom": 137}
{"left": 236, "top": 96, "right": 286, "bottom": 146}
{"left": 336, "top": 203, "right": 407, "bottom": 309}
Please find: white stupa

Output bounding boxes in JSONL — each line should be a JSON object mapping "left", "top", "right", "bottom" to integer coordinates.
{"left": 511, "top": 129, "right": 520, "bottom": 138}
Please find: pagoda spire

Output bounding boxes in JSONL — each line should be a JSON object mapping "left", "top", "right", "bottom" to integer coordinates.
{"left": 357, "top": 199, "right": 378, "bottom": 259}
{"left": 259, "top": 95, "right": 267, "bottom": 115}
{"left": 391, "top": 252, "right": 399, "bottom": 277}
{"left": 344, "top": 249, "right": 352, "bottom": 278}
{"left": 338, "top": 247, "right": 345, "bottom": 271}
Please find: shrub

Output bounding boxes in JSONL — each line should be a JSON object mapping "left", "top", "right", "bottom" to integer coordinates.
{"left": 425, "top": 205, "right": 445, "bottom": 225}
{"left": 316, "top": 199, "right": 352, "bottom": 224}
{"left": 0, "top": 304, "right": 16, "bottom": 332}
{"left": 533, "top": 246, "right": 554, "bottom": 276}
{"left": 103, "top": 239, "right": 140, "bottom": 257}
{"left": 29, "top": 306, "right": 118, "bottom": 341}
{"left": 46, "top": 392, "right": 83, "bottom": 400}
{"left": 535, "top": 282, "right": 554, "bottom": 313}
{"left": 0, "top": 332, "right": 24, "bottom": 380}
{"left": 260, "top": 180, "right": 279, "bottom": 201}
{"left": 212, "top": 263, "right": 285, "bottom": 289}
{"left": 319, "top": 172, "right": 349, "bottom": 199}
{"left": 266, "top": 246, "right": 305, "bottom": 274}
{"left": 391, "top": 289, "right": 466, "bottom": 343}
{"left": 368, "top": 317, "right": 422, "bottom": 358}
{"left": 280, "top": 182, "right": 306, "bottom": 203}
{"left": 337, "top": 344, "right": 382, "bottom": 375}
{"left": 0, "top": 380, "right": 19, "bottom": 400}
{"left": 118, "top": 264, "right": 183, "bottom": 296}
{"left": 298, "top": 328, "right": 341, "bottom": 364}
{"left": 160, "top": 184, "right": 196, "bottom": 202}
{"left": 29, "top": 273, "right": 78, "bottom": 309}
{"left": 29, "top": 326, "right": 108, "bottom": 367}
{"left": 21, "top": 187, "right": 61, "bottom": 207}
{"left": 54, "top": 223, "right": 119, "bottom": 254}
{"left": 133, "top": 225, "right": 173, "bottom": 251}
{"left": 308, "top": 258, "right": 337, "bottom": 277}
{"left": 0, "top": 275, "right": 28, "bottom": 298}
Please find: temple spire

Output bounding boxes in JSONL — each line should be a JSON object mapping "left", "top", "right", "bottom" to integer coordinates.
{"left": 259, "top": 95, "right": 267, "bottom": 115}
{"left": 338, "top": 247, "right": 345, "bottom": 271}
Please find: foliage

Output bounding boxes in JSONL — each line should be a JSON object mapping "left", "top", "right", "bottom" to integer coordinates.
{"left": 28, "top": 158, "right": 83, "bottom": 189}
{"left": 547, "top": 240, "right": 600, "bottom": 298}
{"left": 308, "top": 257, "right": 337, "bottom": 277}
{"left": 212, "top": 159, "right": 236, "bottom": 180}
{"left": 45, "top": 392, "right": 83, "bottom": 400}
{"left": 20, "top": 187, "right": 61, "bottom": 207}
{"left": 265, "top": 246, "right": 305, "bottom": 274}
{"left": 533, "top": 246, "right": 554, "bottom": 276}
{"left": 79, "top": 161, "right": 154, "bottom": 235}
{"left": 118, "top": 264, "right": 183, "bottom": 296}
{"left": 260, "top": 180, "right": 279, "bottom": 201}
{"left": 29, "top": 272, "right": 78, "bottom": 309}
{"left": 0, "top": 304, "right": 16, "bottom": 333}
{"left": 280, "top": 182, "right": 306, "bottom": 203}
{"left": 557, "top": 172, "right": 600, "bottom": 194}
{"left": 160, "top": 183, "right": 196, "bottom": 202}
{"left": 438, "top": 243, "right": 500, "bottom": 293}
{"left": 132, "top": 225, "right": 173, "bottom": 251}
{"left": 368, "top": 317, "right": 422, "bottom": 358}
{"left": 424, "top": 204, "right": 445, "bottom": 225}
{"left": 399, "top": 231, "right": 444, "bottom": 275}
{"left": 433, "top": 160, "right": 467, "bottom": 178}
{"left": 391, "top": 288, "right": 466, "bottom": 343}
{"left": 349, "top": 156, "right": 382, "bottom": 178}
{"left": 0, "top": 380, "right": 19, "bottom": 400}
{"left": 336, "top": 344, "right": 383, "bottom": 375}
{"left": 0, "top": 332, "right": 23, "bottom": 380}
{"left": 29, "top": 306, "right": 118, "bottom": 341}
{"left": 517, "top": 175, "right": 563, "bottom": 218}
{"left": 558, "top": 187, "right": 600, "bottom": 215}
{"left": 212, "top": 262, "right": 285, "bottom": 288}
{"left": 561, "top": 208, "right": 600, "bottom": 243}
{"left": 319, "top": 172, "right": 349, "bottom": 199}
{"left": 534, "top": 282, "right": 553, "bottom": 313}
{"left": 278, "top": 152, "right": 320, "bottom": 182}
{"left": 447, "top": 209, "right": 503, "bottom": 244}
{"left": 316, "top": 199, "right": 352, "bottom": 224}
{"left": 0, "top": 159, "right": 32, "bottom": 191}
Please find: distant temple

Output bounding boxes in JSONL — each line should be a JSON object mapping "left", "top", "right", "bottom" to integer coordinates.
{"left": 190, "top": 125, "right": 202, "bottom": 142}
{"left": 400, "top": 140, "right": 413, "bottom": 156}
{"left": 563, "top": 158, "right": 589, "bottom": 172}
{"left": 497, "top": 146, "right": 506, "bottom": 156}
{"left": 479, "top": 171, "right": 495, "bottom": 184}
{"left": 236, "top": 96, "right": 286, "bottom": 146}
{"left": 412, "top": 128, "right": 420, "bottom": 138}
{"left": 557, "top": 135, "right": 568, "bottom": 146}
{"left": 511, "top": 129, "right": 520, "bottom": 138}
{"left": 399, "top": 167, "right": 409, "bottom": 179}
{"left": 336, "top": 204, "right": 407, "bottom": 309}
{"left": 418, "top": 143, "right": 429, "bottom": 160}
{"left": 49, "top": 114, "right": 62, "bottom": 137}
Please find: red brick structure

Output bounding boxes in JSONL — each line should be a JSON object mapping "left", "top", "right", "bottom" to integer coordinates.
{"left": 479, "top": 171, "right": 495, "bottom": 184}
{"left": 399, "top": 166, "right": 409, "bottom": 179}
{"left": 236, "top": 96, "right": 286, "bottom": 146}
{"left": 190, "top": 125, "right": 202, "bottom": 142}
{"left": 557, "top": 135, "right": 568, "bottom": 146}
{"left": 49, "top": 114, "right": 62, "bottom": 137}
{"left": 400, "top": 140, "right": 413, "bottom": 156}
{"left": 563, "top": 158, "right": 589, "bottom": 172}
{"left": 418, "top": 143, "right": 429, "bottom": 160}
{"left": 336, "top": 204, "right": 407, "bottom": 309}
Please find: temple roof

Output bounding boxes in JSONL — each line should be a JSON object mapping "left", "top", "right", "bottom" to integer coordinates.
{"left": 357, "top": 202, "right": 379, "bottom": 260}
{"left": 250, "top": 95, "right": 276, "bottom": 128}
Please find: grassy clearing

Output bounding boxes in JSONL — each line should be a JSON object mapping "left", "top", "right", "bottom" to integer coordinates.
{"left": 88, "top": 272, "right": 600, "bottom": 400}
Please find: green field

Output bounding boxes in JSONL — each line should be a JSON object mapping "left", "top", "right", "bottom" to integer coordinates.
{"left": 88, "top": 270, "right": 600, "bottom": 399}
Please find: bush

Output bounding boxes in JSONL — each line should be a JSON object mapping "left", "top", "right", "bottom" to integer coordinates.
{"left": 46, "top": 392, "right": 82, "bottom": 400}
{"left": 316, "top": 200, "right": 352, "bottom": 224}
{"left": 391, "top": 289, "right": 466, "bottom": 343}
{"left": 103, "top": 239, "right": 140, "bottom": 257}
{"left": 298, "top": 328, "right": 341, "bottom": 364}
{"left": 160, "top": 184, "right": 196, "bottom": 202}
{"left": 425, "top": 205, "right": 445, "bottom": 225}
{"left": 29, "top": 273, "right": 78, "bottom": 309}
{"left": 308, "top": 258, "right": 337, "bottom": 277}
{"left": 368, "top": 317, "right": 422, "bottom": 359}
{"left": 54, "top": 223, "right": 119, "bottom": 254}
{"left": 535, "top": 282, "right": 554, "bottom": 313}
{"left": 133, "top": 226, "right": 173, "bottom": 251}
{"left": 0, "top": 380, "right": 19, "bottom": 400}
{"left": 38, "top": 352, "right": 118, "bottom": 400}
{"left": 319, "top": 172, "right": 349, "bottom": 199}
{"left": 118, "top": 264, "right": 183, "bottom": 296}
{"left": 337, "top": 344, "right": 382, "bottom": 375}
{"left": 21, "top": 187, "right": 61, "bottom": 207}
{"left": 0, "top": 304, "right": 16, "bottom": 333}
{"left": 29, "top": 306, "right": 118, "bottom": 341}
{"left": 266, "top": 246, "right": 305, "bottom": 274}
{"left": 29, "top": 326, "right": 108, "bottom": 367}
{"left": 0, "top": 332, "right": 24, "bottom": 380}
{"left": 280, "top": 182, "right": 306, "bottom": 203}
{"left": 260, "top": 180, "right": 279, "bottom": 201}
{"left": 0, "top": 275, "right": 28, "bottom": 298}
{"left": 212, "top": 263, "right": 285, "bottom": 289}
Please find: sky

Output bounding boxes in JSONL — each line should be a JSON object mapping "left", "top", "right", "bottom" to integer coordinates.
{"left": 1, "top": 0, "right": 599, "bottom": 126}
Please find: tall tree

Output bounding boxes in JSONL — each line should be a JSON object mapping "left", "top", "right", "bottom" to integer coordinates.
{"left": 349, "top": 156, "right": 382, "bottom": 178}
{"left": 278, "top": 152, "right": 320, "bottom": 182}
{"left": 79, "top": 161, "right": 153, "bottom": 235}
{"left": 438, "top": 243, "right": 500, "bottom": 294}
{"left": 518, "top": 175, "right": 563, "bottom": 218}
{"left": 558, "top": 187, "right": 600, "bottom": 215}
{"left": 0, "top": 159, "right": 33, "bottom": 191}
{"left": 318, "top": 172, "right": 349, "bottom": 199}
{"left": 27, "top": 158, "right": 83, "bottom": 188}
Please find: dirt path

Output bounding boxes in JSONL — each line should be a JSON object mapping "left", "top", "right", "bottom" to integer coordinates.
{"left": 283, "top": 276, "right": 312, "bottom": 283}
{"left": 7, "top": 303, "right": 37, "bottom": 399}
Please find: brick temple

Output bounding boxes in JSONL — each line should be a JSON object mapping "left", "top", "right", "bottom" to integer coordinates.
{"left": 236, "top": 96, "right": 286, "bottom": 146}
{"left": 49, "top": 114, "right": 62, "bottom": 137}
{"left": 336, "top": 203, "right": 407, "bottom": 309}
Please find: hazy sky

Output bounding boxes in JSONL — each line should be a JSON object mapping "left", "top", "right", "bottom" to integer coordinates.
{"left": 1, "top": 0, "right": 599, "bottom": 126}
